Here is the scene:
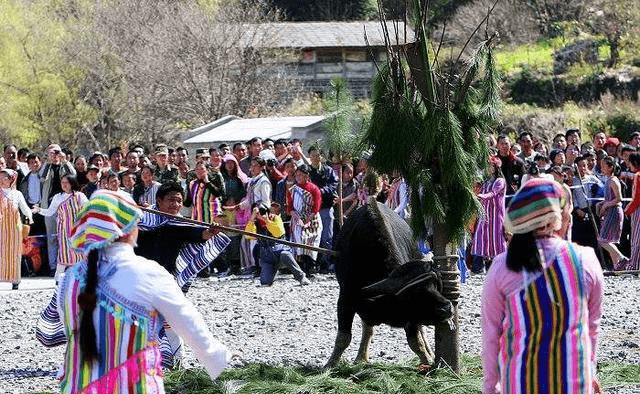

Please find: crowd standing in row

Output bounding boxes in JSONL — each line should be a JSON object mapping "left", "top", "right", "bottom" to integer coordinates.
{"left": 472, "top": 129, "right": 640, "bottom": 275}
{"left": 0, "top": 137, "right": 399, "bottom": 290}
{"left": 1, "top": 128, "right": 640, "bottom": 290}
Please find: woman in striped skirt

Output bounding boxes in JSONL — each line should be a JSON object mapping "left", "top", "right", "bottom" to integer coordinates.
{"left": 185, "top": 161, "right": 224, "bottom": 223}
{"left": 596, "top": 156, "right": 627, "bottom": 270}
{"left": 624, "top": 152, "right": 640, "bottom": 271}
{"left": 33, "top": 175, "right": 88, "bottom": 278}
{"left": 287, "top": 164, "right": 322, "bottom": 275}
{"left": 482, "top": 179, "right": 604, "bottom": 394}
{"left": 36, "top": 190, "right": 230, "bottom": 393}
{"left": 0, "top": 169, "right": 33, "bottom": 290}
{"left": 470, "top": 155, "right": 507, "bottom": 273}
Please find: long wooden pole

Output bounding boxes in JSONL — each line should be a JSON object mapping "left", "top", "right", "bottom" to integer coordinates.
{"left": 139, "top": 207, "right": 338, "bottom": 256}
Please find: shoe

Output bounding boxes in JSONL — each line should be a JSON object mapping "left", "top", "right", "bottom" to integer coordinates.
{"left": 241, "top": 267, "right": 255, "bottom": 279}
{"left": 299, "top": 277, "right": 311, "bottom": 286}
{"left": 217, "top": 270, "right": 230, "bottom": 278}
{"left": 614, "top": 257, "right": 629, "bottom": 271}
{"left": 11, "top": 283, "right": 19, "bottom": 290}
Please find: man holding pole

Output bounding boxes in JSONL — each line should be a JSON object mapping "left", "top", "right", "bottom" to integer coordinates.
{"left": 135, "top": 181, "right": 230, "bottom": 368}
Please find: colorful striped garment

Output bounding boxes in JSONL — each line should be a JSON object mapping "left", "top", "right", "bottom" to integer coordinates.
{"left": 624, "top": 173, "right": 640, "bottom": 270}
{"left": 58, "top": 262, "right": 163, "bottom": 394}
{"left": 289, "top": 184, "right": 322, "bottom": 260}
{"left": 56, "top": 193, "right": 88, "bottom": 267}
{"left": 187, "top": 179, "right": 222, "bottom": 223}
{"left": 0, "top": 190, "right": 22, "bottom": 285}
{"left": 597, "top": 177, "right": 623, "bottom": 244}
{"left": 471, "top": 177, "right": 507, "bottom": 259}
{"left": 629, "top": 209, "right": 640, "bottom": 270}
{"left": 137, "top": 209, "right": 230, "bottom": 292}
{"left": 499, "top": 243, "right": 591, "bottom": 394}
{"left": 386, "top": 177, "right": 409, "bottom": 219}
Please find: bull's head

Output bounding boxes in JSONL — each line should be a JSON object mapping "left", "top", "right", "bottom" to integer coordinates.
{"left": 360, "top": 260, "right": 453, "bottom": 326}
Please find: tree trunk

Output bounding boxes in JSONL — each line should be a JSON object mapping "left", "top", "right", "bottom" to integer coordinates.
{"left": 432, "top": 222, "right": 460, "bottom": 373}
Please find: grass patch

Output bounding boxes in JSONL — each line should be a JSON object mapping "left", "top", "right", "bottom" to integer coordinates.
{"left": 598, "top": 361, "right": 640, "bottom": 387}
{"left": 495, "top": 37, "right": 565, "bottom": 77}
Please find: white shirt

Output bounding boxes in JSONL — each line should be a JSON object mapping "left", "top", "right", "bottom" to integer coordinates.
{"left": 1, "top": 187, "right": 33, "bottom": 223}
{"left": 75, "top": 242, "right": 230, "bottom": 379}
{"left": 37, "top": 192, "right": 88, "bottom": 217}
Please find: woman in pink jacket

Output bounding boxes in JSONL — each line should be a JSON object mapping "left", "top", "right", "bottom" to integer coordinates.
{"left": 481, "top": 178, "right": 604, "bottom": 394}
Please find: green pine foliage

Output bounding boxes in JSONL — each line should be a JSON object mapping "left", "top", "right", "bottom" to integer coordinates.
{"left": 364, "top": 0, "right": 500, "bottom": 242}
{"left": 163, "top": 357, "right": 486, "bottom": 394}
{"left": 322, "top": 77, "right": 359, "bottom": 161}
{"left": 161, "top": 357, "right": 640, "bottom": 393}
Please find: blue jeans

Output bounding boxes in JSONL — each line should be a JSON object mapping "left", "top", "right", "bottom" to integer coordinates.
{"left": 318, "top": 207, "right": 334, "bottom": 271}
{"left": 319, "top": 207, "right": 334, "bottom": 250}
{"left": 258, "top": 247, "right": 306, "bottom": 285}
{"left": 44, "top": 215, "right": 58, "bottom": 271}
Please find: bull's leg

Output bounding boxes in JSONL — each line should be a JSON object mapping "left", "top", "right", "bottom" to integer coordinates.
{"left": 354, "top": 319, "right": 374, "bottom": 363}
{"left": 325, "top": 295, "right": 356, "bottom": 368}
{"left": 405, "top": 323, "right": 434, "bottom": 366}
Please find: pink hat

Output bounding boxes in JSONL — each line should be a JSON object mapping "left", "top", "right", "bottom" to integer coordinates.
{"left": 604, "top": 137, "right": 620, "bottom": 147}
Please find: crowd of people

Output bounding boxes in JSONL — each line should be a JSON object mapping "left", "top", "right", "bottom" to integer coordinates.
{"left": 0, "top": 137, "right": 407, "bottom": 290}
{"left": 472, "top": 129, "right": 640, "bottom": 275}
{"left": 1, "top": 128, "right": 639, "bottom": 290}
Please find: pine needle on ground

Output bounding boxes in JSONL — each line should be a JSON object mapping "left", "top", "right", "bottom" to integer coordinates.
{"left": 164, "top": 356, "right": 640, "bottom": 394}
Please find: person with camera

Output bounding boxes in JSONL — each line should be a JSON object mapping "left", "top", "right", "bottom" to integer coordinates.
{"left": 245, "top": 202, "right": 310, "bottom": 286}
{"left": 39, "top": 143, "right": 76, "bottom": 275}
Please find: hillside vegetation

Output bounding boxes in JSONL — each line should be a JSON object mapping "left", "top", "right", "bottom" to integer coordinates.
{"left": 1, "top": 0, "right": 639, "bottom": 150}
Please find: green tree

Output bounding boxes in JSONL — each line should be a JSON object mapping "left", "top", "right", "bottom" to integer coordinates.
{"left": 322, "top": 77, "right": 367, "bottom": 228}
{"left": 586, "top": 0, "right": 640, "bottom": 68}
{"left": 0, "top": 0, "right": 96, "bottom": 149}
{"left": 364, "top": 0, "right": 501, "bottom": 372}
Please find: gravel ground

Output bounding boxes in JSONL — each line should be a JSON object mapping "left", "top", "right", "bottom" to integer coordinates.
{"left": 0, "top": 273, "right": 639, "bottom": 393}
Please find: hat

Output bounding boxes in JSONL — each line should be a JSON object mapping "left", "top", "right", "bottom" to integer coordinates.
{"left": 47, "top": 144, "right": 62, "bottom": 153}
{"left": 258, "top": 149, "right": 276, "bottom": 162}
{"left": 87, "top": 164, "right": 100, "bottom": 173}
{"left": 0, "top": 168, "right": 17, "bottom": 177}
{"left": 70, "top": 190, "right": 142, "bottom": 253}
{"left": 155, "top": 145, "right": 169, "bottom": 155}
{"left": 604, "top": 137, "right": 620, "bottom": 147}
{"left": 505, "top": 179, "right": 565, "bottom": 235}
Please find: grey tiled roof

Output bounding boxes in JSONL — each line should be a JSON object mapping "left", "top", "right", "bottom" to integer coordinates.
{"left": 248, "top": 21, "right": 415, "bottom": 49}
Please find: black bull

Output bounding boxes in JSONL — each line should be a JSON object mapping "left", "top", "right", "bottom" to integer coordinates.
{"left": 325, "top": 199, "right": 453, "bottom": 368}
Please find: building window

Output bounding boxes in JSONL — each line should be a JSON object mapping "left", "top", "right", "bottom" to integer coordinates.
{"left": 316, "top": 48, "right": 343, "bottom": 63}
{"left": 301, "top": 49, "right": 316, "bottom": 63}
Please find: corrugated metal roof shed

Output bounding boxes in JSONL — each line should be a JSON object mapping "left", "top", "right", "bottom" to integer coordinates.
{"left": 183, "top": 116, "right": 325, "bottom": 145}
{"left": 248, "top": 21, "right": 415, "bottom": 49}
